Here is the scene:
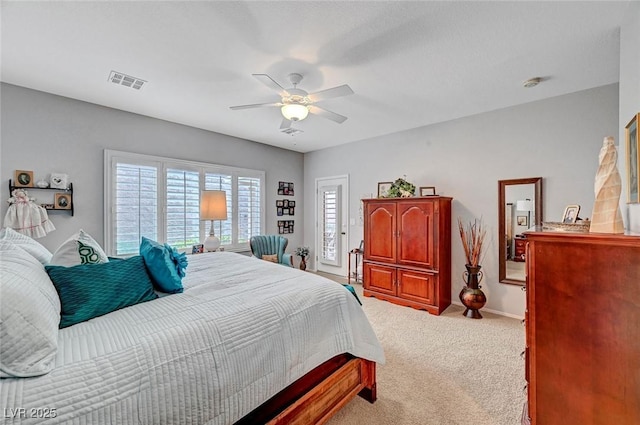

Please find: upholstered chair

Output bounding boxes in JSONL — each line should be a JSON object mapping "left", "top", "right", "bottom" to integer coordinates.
{"left": 249, "top": 235, "right": 293, "bottom": 267}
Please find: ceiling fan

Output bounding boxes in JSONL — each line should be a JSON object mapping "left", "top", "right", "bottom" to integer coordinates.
{"left": 230, "top": 73, "right": 354, "bottom": 131}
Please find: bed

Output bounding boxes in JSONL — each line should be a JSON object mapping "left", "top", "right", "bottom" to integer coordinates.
{"left": 0, "top": 250, "right": 384, "bottom": 424}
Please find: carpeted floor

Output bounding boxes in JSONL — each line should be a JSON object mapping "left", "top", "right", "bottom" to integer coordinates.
{"left": 321, "top": 274, "right": 526, "bottom": 425}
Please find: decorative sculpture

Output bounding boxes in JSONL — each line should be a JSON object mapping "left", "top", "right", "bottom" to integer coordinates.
{"left": 590, "top": 136, "right": 624, "bottom": 233}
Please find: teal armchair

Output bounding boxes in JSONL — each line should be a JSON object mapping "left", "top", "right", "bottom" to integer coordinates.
{"left": 249, "top": 235, "right": 293, "bottom": 267}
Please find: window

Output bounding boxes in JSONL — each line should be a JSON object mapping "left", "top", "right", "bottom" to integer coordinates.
{"left": 105, "top": 150, "right": 264, "bottom": 256}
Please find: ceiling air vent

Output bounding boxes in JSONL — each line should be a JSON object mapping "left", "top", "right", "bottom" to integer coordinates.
{"left": 108, "top": 71, "right": 146, "bottom": 90}
{"left": 281, "top": 128, "right": 303, "bottom": 136}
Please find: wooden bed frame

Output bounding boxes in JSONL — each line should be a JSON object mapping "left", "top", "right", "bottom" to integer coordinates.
{"left": 236, "top": 354, "right": 377, "bottom": 425}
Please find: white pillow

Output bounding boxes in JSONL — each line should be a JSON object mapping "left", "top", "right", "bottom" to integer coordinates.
{"left": 0, "top": 227, "right": 53, "bottom": 264}
{"left": 50, "top": 229, "right": 109, "bottom": 267}
{"left": 0, "top": 240, "right": 61, "bottom": 377}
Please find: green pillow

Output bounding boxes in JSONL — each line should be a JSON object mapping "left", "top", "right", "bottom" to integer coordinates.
{"left": 45, "top": 255, "right": 158, "bottom": 328}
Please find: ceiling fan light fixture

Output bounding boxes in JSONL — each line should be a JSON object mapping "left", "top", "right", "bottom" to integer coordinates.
{"left": 281, "top": 103, "right": 309, "bottom": 121}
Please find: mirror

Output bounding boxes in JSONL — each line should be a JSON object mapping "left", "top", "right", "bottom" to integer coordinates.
{"left": 498, "top": 177, "right": 543, "bottom": 285}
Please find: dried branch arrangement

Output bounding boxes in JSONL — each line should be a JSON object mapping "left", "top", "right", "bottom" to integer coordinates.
{"left": 458, "top": 217, "right": 486, "bottom": 267}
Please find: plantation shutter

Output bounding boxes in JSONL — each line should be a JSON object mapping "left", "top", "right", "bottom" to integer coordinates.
{"left": 319, "top": 185, "right": 341, "bottom": 266}
{"left": 204, "top": 173, "right": 232, "bottom": 246}
{"left": 114, "top": 163, "right": 158, "bottom": 255}
{"left": 238, "top": 176, "right": 261, "bottom": 243}
{"left": 166, "top": 168, "right": 200, "bottom": 249}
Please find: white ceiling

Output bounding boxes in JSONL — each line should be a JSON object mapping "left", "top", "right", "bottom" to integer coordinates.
{"left": 0, "top": 1, "right": 630, "bottom": 153}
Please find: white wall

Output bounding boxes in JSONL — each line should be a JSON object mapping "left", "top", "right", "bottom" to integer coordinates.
{"left": 0, "top": 83, "right": 305, "bottom": 253}
{"left": 619, "top": 1, "right": 640, "bottom": 232}
{"left": 304, "top": 84, "right": 618, "bottom": 318}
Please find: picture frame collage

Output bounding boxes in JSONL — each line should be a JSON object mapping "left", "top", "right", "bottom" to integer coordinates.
{"left": 276, "top": 199, "right": 295, "bottom": 216}
{"left": 278, "top": 220, "right": 294, "bottom": 234}
{"left": 278, "top": 181, "right": 294, "bottom": 196}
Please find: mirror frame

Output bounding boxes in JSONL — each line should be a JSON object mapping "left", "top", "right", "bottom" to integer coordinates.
{"left": 498, "top": 177, "right": 543, "bottom": 285}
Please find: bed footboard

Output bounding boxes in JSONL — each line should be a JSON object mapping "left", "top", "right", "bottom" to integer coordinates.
{"left": 236, "top": 354, "right": 377, "bottom": 425}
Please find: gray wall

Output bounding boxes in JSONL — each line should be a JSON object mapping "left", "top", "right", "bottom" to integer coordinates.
{"left": 0, "top": 83, "right": 305, "bottom": 254}
{"left": 620, "top": 1, "right": 640, "bottom": 231}
{"left": 304, "top": 84, "right": 619, "bottom": 318}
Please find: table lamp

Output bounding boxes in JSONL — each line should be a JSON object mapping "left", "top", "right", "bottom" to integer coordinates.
{"left": 200, "top": 190, "right": 228, "bottom": 251}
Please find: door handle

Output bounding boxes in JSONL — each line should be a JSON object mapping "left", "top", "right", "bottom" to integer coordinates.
{"left": 341, "top": 232, "right": 346, "bottom": 235}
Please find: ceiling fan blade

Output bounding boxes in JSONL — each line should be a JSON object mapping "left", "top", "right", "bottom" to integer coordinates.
{"left": 308, "top": 105, "right": 348, "bottom": 124}
{"left": 280, "top": 118, "right": 292, "bottom": 130}
{"left": 307, "top": 84, "right": 354, "bottom": 103}
{"left": 252, "top": 74, "right": 290, "bottom": 97}
{"left": 230, "top": 102, "right": 281, "bottom": 110}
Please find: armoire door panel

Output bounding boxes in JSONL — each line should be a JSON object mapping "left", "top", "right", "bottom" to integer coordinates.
{"left": 365, "top": 203, "right": 396, "bottom": 263}
{"left": 397, "top": 202, "right": 435, "bottom": 268}
{"left": 363, "top": 263, "right": 396, "bottom": 295}
{"left": 397, "top": 269, "right": 435, "bottom": 305}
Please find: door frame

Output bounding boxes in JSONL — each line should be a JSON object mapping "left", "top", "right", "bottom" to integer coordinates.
{"left": 314, "top": 174, "right": 349, "bottom": 276}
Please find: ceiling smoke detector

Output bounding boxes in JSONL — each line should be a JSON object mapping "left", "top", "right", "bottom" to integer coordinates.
{"left": 523, "top": 77, "right": 542, "bottom": 88}
{"left": 109, "top": 70, "right": 146, "bottom": 90}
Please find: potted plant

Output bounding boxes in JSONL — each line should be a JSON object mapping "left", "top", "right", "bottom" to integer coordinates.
{"left": 457, "top": 217, "right": 487, "bottom": 319}
{"left": 295, "top": 246, "right": 309, "bottom": 271}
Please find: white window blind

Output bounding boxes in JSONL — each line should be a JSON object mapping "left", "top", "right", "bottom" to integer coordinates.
{"left": 238, "top": 176, "right": 261, "bottom": 244}
{"left": 166, "top": 168, "right": 200, "bottom": 249}
{"left": 114, "top": 163, "right": 158, "bottom": 256}
{"left": 105, "top": 150, "right": 265, "bottom": 255}
{"left": 319, "top": 185, "right": 340, "bottom": 266}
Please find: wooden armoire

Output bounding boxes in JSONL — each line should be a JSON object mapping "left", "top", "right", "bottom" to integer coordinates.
{"left": 362, "top": 197, "right": 452, "bottom": 315}
{"left": 523, "top": 230, "right": 640, "bottom": 424}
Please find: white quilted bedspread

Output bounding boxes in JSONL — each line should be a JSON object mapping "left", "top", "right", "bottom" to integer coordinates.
{"left": 0, "top": 252, "right": 384, "bottom": 424}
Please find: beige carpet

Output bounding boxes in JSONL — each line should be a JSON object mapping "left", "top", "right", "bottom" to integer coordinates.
{"left": 320, "top": 274, "right": 526, "bottom": 425}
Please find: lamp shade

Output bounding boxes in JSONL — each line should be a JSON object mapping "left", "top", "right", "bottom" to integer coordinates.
{"left": 516, "top": 199, "right": 533, "bottom": 211}
{"left": 281, "top": 104, "right": 309, "bottom": 121}
{"left": 200, "top": 190, "right": 228, "bottom": 221}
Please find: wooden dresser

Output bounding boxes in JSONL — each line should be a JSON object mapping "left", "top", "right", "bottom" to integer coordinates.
{"left": 523, "top": 230, "right": 640, "bottom": 424}
{"left": 362, "top": 197, "right": 452, "bottom": 315}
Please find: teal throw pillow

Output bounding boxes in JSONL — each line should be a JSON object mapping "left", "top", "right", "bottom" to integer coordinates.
{"left": 45, "top": 255, "right": 158, "bottom": 328}
{"left": 139, "top": 237, "right": 187, "bottom": 294}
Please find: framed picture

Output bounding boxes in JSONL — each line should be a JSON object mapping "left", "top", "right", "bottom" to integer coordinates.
{"left": 54, "top": 193, "right": 72, "bottom": 210}
{"left": 289, "top": 207, "right": 295, "bottom": 215}
{"left": 419, "top": 186, "right": 436, "bottom": 196}
{"left": 276, "top": 200, "right": 284, "bottom": 207}
{"left": 277, "top": 207, "right": 283, "bottom": 216}
{"left": 377, "top": 182, "right": 392, "bottom": 198}
{"left": 517, "top": 215, "right": 528, "bottom": 227}
{"left": 191, "top": 244, "right": 204, "bottom": 254}
{"left": 14, "top": 170, "right": 34, "bottom": 187}
{"left": 562, "top": 205, "right": 580, "bottom": 224}
{"left": 50, "top": 173, "right": 68, "bottom": 189}
{"left": 289, "top": 200, "right": 295, "bottom": 207}
{"left": 626, "top": 113, "right": 639, "bottom": 204}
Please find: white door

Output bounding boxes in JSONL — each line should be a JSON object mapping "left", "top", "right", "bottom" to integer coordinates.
{"left": 316, "top": 175, "right": 349, "bottom": 277}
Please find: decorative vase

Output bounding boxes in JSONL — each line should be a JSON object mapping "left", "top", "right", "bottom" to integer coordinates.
{"left": 590, "top": 136, "right": 624, "bottom": 233}
{"left": 459, "top": 264, "right": 487, "bottom": 319}
{"left": 299, "top": 256, "right": 307, "bottom": 271}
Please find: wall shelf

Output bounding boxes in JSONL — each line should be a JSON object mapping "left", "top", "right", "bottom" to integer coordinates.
{"left": 9, "top": 179, "right": 74, "bottom": 216}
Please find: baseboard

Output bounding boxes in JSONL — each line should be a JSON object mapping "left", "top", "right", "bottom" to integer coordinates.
{"left": 450, "top": 301, "right": 524, "bottom": 320}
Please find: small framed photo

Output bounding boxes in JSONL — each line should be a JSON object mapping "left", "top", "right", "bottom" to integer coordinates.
{"left": 377, "top": 182, "right": 392, "bottom": 198}
{"left": 626, "top": 113, "right": 639, "bottom": 204}
{"left": 14, "top": 170, "right": 34, "bottom": 187}
{"left": 419, "top": 186, "right": 436, "bottom": 196}
{"left": 192, "top": 244, "right": 204, "bottom": 254}
{"left": 562, "top": 205, "right": 580, "bottom": 224}
{"left": 289, "top": 207, "right": 295, "bottom": 215}
{"left": 50, "top": 173, "right": 69, "bottom": 190}
{"left": 277, "top": 207, "right": 283, "bottom": 216}
{"left": 276, "top": 200, "right": 284, "bottom": 207}
{"left": 289, "top": 200, "right": 295, "bottom": 207}
{"left": 517, "top": 215, "right": 528, "bottom": 227}
{"left": 283, "top": 199, "right": 289, "bottom": 208}
{"left": 54, "top": 193, "right": 72, "bottom": 210}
